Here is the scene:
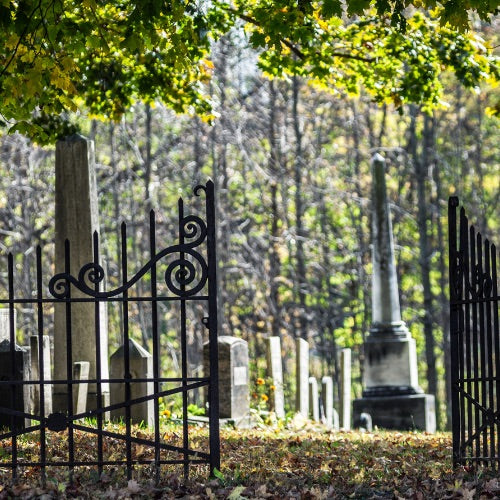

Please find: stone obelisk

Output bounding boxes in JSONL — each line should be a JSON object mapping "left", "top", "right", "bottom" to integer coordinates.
{"left": 53, "top": 135, "right": 109, "bottom": 413}
{"left": 353, "top": 154, "right": 435, "bottom": 432}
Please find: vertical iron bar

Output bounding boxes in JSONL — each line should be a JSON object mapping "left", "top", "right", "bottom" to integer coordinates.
{"left": 178, "top": 198, "right": 189, "bottom": 479}
{"left": 36, "top": 246, "right": 46, "bottom": 482}
{"left": 477, "top": 233, "right": 487, "bottom": 464}
{"left": 470, "top": 225, "right": 480, "bottom": 462}
{"left": 448, "top": 197, "right": 460, "bottom": 467}
{"left": 149, "top": 210, "right": 160, "bottom": 483}
{"left": 491, "top": 245, "right": 499, "bottom": 466}
{"left": 93, "top": 231, "right": 103, "bottom": 476}
{"left": 205, "top": 180, "right": 220, "bottom": 475}
{"left": 8, "top": 253, "right": 17, "bottom": 481}
{"left": 121, "top": 222, "right": 133, "bottom": 479}
{"left": 461, "top": 208, "right": 471, "bottom": 463}
{"left": 64, "top": 239, "right": 75, "bottom": 477}
{"left": 484, "top": 238, "right": 494, "bottom": 466}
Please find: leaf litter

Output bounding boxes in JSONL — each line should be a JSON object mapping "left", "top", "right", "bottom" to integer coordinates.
{"left": 0, "top": 427, "right": 499, "bottom": 498}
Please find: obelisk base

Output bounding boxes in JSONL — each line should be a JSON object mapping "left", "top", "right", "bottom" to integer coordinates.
{"left": 353, "top": 393, "right": 436, "bottom": 432}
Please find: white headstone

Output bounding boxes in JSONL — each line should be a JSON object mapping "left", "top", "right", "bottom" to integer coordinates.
{"left": 266, "top": 336, "right": 285, "bottom": 419}
{"left": 321, "top": 376, "right": 335, "bottom": 429}
{"left": 340, "top": 348, "right": 351, "bottom": 430}
{"left": 309, "top": 377, "right": 319, "bottom": 421}
{"left": 295, "top": 338, "right": 309, "bottom": 417}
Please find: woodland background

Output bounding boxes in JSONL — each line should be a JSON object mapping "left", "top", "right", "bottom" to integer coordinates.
{"left": 0, "top": 21, "right": 498, "bottom": 432}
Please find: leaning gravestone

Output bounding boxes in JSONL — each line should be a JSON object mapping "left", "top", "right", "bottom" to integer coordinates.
{"left": 266, "top": 336, "right": 285, "bottom": 419}
{"left": 0, "top": 339, "right": 30, "bottom": 430}
{"left": 110, "top": 339, "right": 153, "bottom": 426}
{"left": 353, "top": 154, "right": 435, "bottom": 432}
{"left": 204, "top": 336, "right": 249, "bottom": 426}
{"left": 295, "top": 338, "right": 309, "bottom": 417}
{"left": 53, "top": 135, "right": 109, "bottom": 412}
{"left": 73, "top": 361, "right": 90, "bottom": 415}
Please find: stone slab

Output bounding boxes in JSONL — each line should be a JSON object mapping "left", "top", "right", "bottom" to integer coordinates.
{"left": 353, "top": 393, "right": 436, "bottom": 432}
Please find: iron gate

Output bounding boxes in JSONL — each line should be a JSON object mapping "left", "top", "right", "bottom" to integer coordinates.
{"left": 0, "top": 180, "right": 220, "bottom": 481}
{"left": 449, "top": 196, "right": 500, "bottom": 467}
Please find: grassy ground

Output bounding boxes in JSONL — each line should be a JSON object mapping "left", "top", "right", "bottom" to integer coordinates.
{"left": 0, "top": 424, "right": 499, "bottom": 498}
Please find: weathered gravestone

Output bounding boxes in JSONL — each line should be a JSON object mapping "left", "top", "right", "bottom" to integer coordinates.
{"left": 321, "top": 376, "right": 338, "bottom": 429}
{"left": 265, "top": 336, "right": 285, "bottom": 419}
{"left": 73, "top": 361, "right": 90, "bottom": 415}
{"left": 0, "top": 339, "right": 30, "bottom": 430}
{"left": 204, "top": 336, "right": 249, "bottom": 425}
{"left": 340, "top": 348, "right": 351, "bottom": 430}
{"left": 30, "top": 335, "right": 52, "bottom": 417}
{"left": 295, "top": 338, "right": 309, "bottom": 417}
{"left": 110, "top": 339, "right": 154, "bottom": 426}
{"left": 53, "top": 135, "right": 109, "bottom": 412}
{"left": 353, "top": 154, "right": 436, "bottom": 432}
{"left": 0, "top": 309, "right": 14, "bottom": 342}
{"left": 309, "top": 377, "right": 319, "bottom": 421}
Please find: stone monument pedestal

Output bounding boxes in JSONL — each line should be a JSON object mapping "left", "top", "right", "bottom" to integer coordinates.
{"left": 353, "top": 393, "right": 436, "bottom": 432}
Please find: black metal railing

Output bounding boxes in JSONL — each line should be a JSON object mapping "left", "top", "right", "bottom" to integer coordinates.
{"left": 0, "top": 180, "right": 220, "bottom": 481}
{"left": 449, "top": 196, "right": 500, "bottom": 467}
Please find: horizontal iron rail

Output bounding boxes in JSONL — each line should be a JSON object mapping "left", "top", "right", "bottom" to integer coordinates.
{"left": 0, "top": 295, "right": 209, "bottom": 304}
{"left": 0, "top": 460, "right": 209, "bottom": 468}
{"left": 0, "top": 377, "right": 209, "bottom": 386}
{"left": 450, "top": 297, "right": 500, "bottom": 306}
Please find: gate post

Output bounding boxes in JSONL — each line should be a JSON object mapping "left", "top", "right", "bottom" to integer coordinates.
{"left": 204, "top": 180, "right": 220, "bottom": 474}
{"left": 448, "top": 196, "right": 461, "bottom": 466}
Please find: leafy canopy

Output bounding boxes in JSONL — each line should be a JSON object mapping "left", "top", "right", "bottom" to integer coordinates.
{"left": 0, "top": 0, "right": 498, "bottom": 141}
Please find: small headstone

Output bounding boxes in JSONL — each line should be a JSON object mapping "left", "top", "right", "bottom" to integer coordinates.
{"left": 266, "top": 336, "right": 285, "bottom": 419}
{"left": 73, "top": 361, "right": 90, "bottom": 415}
{"left": 309, "top": 377, "right": 319, "bottom": 421}
{"left": 340, "top": 348, "right": 351, "bottom": 430}
{"left": 30, "top": 335, "right": 52, "bottom": 417}
{"left": 321, "top": 376, "right": 335, "bottom": 429}
{"left": 110, "top": 339, "right": 154, "bottom": 427}
{"left": 0, "top": 309, "right": 15, "bottom": 342}
{"left": 0, "top": 339, "right": 30, "bottom": 430}
{"left": 204, "top": 336, "right": 249, "bottom": 423}
{"left": 295, "top": 338, "right": 309, "bottom": 417}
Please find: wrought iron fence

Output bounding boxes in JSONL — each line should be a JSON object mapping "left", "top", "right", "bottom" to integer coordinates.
{"left": 449, "top": 196, "right": 500, "bottom": 467}
{"left": 0, "top": 180, "right": 220, "bottom": 481}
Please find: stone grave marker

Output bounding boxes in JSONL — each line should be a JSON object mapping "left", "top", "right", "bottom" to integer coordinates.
{"left": 340, "top": 348, "right": 351, "bottom": 430}
{"left": 309, "top": 377, "right": 319, "bottom": 421}
{"left": 295, "top": 338, "right": 309, "bottom": 417}
{"left": 0, "top": 339, "right": 30, "bottom": 430}
{"left": 53, "top": 135, "right": 109, "bottom": 412}
{"left": 110, "top": 339, "right": 154, "bottom": 427}
{"left": 266, "top": 336, "right": 285, "bottom": 419}
{"left": 73, "top": 361, "right": 90, "bottom": 415}
{"left": 0, "top": 309, "right": 15, "bottom": 342}
{"left": 321, "top": 376, "right": 336, "bottom": 429}
{"left": 30, "top": 335, "right": 52, "bottom": 417}
{"left": 353, "top": 154, "right": 436, "bottom": 432}
{"left": 204, "top": 336, "right": 250, "bottom": 425}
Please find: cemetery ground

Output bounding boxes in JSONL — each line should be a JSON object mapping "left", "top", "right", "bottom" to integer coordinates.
{"left": 1, "top": 424, "right": 499, "bottom": 499}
